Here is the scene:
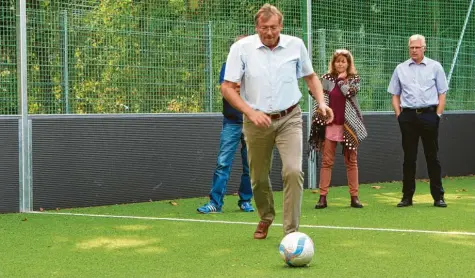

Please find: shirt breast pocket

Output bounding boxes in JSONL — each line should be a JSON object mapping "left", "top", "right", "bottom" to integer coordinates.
{"left": 280, "top": 59, "right": 297, "bottom": 83}
{"left": 245, "top": 55, "right": 265, "bottom": 78}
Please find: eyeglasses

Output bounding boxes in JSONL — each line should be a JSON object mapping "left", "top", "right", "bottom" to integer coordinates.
{"left": 258, "top": 26, "right": 280, "bottom": 32}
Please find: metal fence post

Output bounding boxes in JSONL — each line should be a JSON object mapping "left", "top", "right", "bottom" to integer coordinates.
{"left": 305, "top": 0, "right": 316, "bottom": 189}
{"left": 61, "top": 10, "right": 70, "bottom": 114}
{"left": 317, "top": 29, "right": 326, "bottom": 75}
{"left": 206, "top": 21, "right": 213, "bottom": 112}
{"left": 311, "top": 28, "right": 326, "bottom": 189}
{"left": 17, "top": 0, "right": 32, "bottom": 212}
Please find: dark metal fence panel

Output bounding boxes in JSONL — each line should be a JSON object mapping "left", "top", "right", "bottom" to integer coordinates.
{"left": 21, "top": 113, "right": 475, "bottom": 211}
{"left": 0, "top": 118, "right": 19, "bottom": 213}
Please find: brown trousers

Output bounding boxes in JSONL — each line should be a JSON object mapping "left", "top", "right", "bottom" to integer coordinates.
{"left": 319, "top": 138, "right": 359, "bottom": 196}
{"left": 243, "top": 106, "right": 303, "bottom": 235}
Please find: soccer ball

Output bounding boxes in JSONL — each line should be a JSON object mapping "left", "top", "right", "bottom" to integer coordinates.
{"left": 278, "top": 232, "right": 314, "bottom": 267}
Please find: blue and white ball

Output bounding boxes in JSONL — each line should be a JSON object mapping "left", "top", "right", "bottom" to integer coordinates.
{"left": 279, "top": 232, "right": 314, "bottom": 267}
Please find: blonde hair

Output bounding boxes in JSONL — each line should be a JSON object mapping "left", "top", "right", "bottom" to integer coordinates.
{"left": 254, "top": 3, "right": 283, "bottom": 25}
{"left": 408, "top": 34, "right": 426, "bottom": 47}
{"left": 328, "top": 49, "right": 357, "bottom": 77}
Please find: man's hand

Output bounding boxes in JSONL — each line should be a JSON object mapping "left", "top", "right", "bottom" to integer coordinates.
{"left": 391, "top": 95, "right": 401, "bottom": 120}
{"left": 246, "top": 110, "right": 271, "bottom": 128}
{"left": 318, "top": 103, "right": 334, "bottom": 124}
{"left": 304, "top": 73, "right": 332, "bottom": 123}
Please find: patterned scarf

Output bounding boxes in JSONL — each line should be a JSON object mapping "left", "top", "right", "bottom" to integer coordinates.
{"left": 309, "top": 74, "right": 368, "bottom": 153}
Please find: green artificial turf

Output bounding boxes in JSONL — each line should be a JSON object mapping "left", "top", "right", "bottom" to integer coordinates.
{"left": 1, "top": 176, "right": 474, "bottom": 277}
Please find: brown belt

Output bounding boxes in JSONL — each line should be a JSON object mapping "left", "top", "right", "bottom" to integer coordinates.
{"left": 266, "top": 104, "right": 298, "bottom": 120}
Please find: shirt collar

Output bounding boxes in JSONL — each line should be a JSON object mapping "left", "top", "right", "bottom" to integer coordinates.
{"left": 255, "top": 34, "right": 288, "bottom": 49}
{"left": 409, "top": 56, "right": 427, "bottom": 65}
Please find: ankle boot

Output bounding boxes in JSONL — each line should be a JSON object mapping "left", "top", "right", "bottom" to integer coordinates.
{"left": 315, "top": 195, "right": 327, "bottom": 209}
{"left": 351, "top": 196, "right": 363, "bottom": 208}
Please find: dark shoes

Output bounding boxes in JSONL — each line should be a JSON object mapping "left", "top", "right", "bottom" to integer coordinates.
{"left": 315, "top": 195, "right": 363, "bottom": 208}
{"left": 397, "top": 198, "right": 413, "bottom": 207}
{"left": 434, "top": 199, "right": 447, "bottom": 208}
{"left": 315, "top": 195, "right": 327, "bottom": 209}
{"left": 397, "top": 198, "right": 447, "bottom": 207}
{"left": 350, "top": 196, "right": 364, "bottom": 208}
{"left": 254, "top": 221, "right": 271, "bottom": 239}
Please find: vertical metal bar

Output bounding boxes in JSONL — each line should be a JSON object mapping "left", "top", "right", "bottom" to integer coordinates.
{"left": 207, "top": 21, "right": 213, "bottom": 112}
{"left": 310, "top": 29, "right": 327, "bottom": 190}
{"left": 306, "top": 0, "right": 315, "bottom": 189}
{"left": 317, "top": 29, "right": 326, "bottom": 75}
{"left": 61, "top": 10, "right": 70, "bottom": 114}
{"left": 17, "top": 0, "right": 32, "bottom": 212}
{"left": 28, "top": 118, "right": 32, "bottom": 207}
{"left": 18, "top": 119, "right": 23, "bottom": 206}
{"left": 447, "top": 0, "right": 473, "bottom": 86}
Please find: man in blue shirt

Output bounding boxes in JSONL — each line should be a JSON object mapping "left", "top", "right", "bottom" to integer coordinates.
{"left": 197, "top": 36, "right": 254, "bottom": 214}
{"left": 388, "top": 34, "right": 448, "bottom": 208}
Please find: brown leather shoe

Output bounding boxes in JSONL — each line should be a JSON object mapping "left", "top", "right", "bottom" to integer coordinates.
{"left": 315, "top": 195, "right": 327, "bottom": 209}
{"left": 254, "top": 221, "right": 271, "bottom": 239}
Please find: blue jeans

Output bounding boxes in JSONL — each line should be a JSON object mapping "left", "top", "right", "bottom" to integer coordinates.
{"left": 209, "top": 118, "right": 252, "bottom": 209}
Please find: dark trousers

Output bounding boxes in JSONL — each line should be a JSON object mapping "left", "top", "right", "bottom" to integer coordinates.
{"left": 398, "top": 108, "right": 444, "bottom": 201}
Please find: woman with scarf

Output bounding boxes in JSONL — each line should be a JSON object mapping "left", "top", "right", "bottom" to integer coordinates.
{"left": 309, "top": 49, "right": 368, "bottom": 209}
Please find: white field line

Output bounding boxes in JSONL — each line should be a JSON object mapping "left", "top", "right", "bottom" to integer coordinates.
{"left": 27, "top": 211, "right": 475, "bottom": 236}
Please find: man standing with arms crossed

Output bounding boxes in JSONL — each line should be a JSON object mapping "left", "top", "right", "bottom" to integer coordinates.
{"left": 221, "top": 3, "right": 333, "bottom": 239}
{"left": 388, "top": 34, "right": 448, "bottom": 208}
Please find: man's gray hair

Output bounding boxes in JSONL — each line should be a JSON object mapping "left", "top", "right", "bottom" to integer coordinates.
{"left": 408, "top": 34, "right": 426, "bottom": 47}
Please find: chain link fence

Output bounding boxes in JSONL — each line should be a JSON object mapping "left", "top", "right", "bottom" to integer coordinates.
{"left": 1, "top": 0, "right": 474, "bottom": 114}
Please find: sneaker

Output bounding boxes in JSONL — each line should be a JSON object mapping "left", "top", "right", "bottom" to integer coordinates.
{"left": 197, "top": 202, "right": 222, "bottom": 214}
{"left": 239, "top": 202, "right": 255, "bottom": 212}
